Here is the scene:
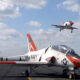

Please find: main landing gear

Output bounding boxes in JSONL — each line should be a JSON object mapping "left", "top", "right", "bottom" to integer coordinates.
{"left": 25, "top": 70, "right": 29, "bottom": 77}
{"left": 68, "top": 70, "right": 76, "bottom": 79}
{"left": 25, "top": 66, "right": 33, "bottom": 77}
{"left": 25, "top": 69, "right": 32, "bottom": 80}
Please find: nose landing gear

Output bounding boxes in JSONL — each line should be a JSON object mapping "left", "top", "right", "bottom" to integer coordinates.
{"left": 62, "top": 68, "right": 76, "bottom": 79}
{"left": 69, "top": 71, "right": 76, "bottom": 79}
{"left": 25, "top": 70, "right": 29, "bottom": 77}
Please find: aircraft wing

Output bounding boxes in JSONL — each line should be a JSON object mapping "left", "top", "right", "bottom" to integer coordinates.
{"left": 72, "top": 27, "right": 78, "bottom": 29}
{"left": 52, "top": 25, "right": 65, "bottom": 28}
{"left": 0, "top": 56, "right": 54, "bottom": 66}
{"left": 0, "top": 61, "right": 50, "bottom": 67}
{"left": 0, "top": 55, "right": 49, "bottom": 65}
{"left": 0, "top": 54, "right": 27, "bottom": 62}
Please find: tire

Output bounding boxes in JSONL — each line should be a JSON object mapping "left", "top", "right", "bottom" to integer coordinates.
{"left": 69, "top": 73, "right": 75, "bottom": 79}
{"left": 25, "top": 70, "right": 29, "bottom": 77}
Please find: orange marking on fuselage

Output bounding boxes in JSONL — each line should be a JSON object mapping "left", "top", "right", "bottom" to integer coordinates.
{"left": 67, "top": 56, "right": 80, "bottom": 67}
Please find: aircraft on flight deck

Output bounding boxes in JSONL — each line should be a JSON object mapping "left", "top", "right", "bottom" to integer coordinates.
{"left": 0, "top": 33, "right": 80, "bottom": 79}
{"left": 52, "top": 21, "right": 78, "bottom": 33}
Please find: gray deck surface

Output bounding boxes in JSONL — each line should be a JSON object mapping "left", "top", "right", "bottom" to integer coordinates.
{"left": 0, "top": 64, "right": 80, "bottom": 80}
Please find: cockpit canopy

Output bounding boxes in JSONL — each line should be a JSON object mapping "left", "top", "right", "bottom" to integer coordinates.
{"left": 52, "top": 45, "right": 80, "bottom": 58}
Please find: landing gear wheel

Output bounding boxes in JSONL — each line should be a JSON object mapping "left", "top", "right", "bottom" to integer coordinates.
{"left": 69, "top": 73, "right": 73, "bottom": 79}
{"left": 25, "top": 70, "right": 29, "bottom": 77}
{"left": 69, "top": 72, "right": 75, "bottom": 79}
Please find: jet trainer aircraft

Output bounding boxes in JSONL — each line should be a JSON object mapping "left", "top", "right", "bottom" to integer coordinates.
{"left": 0, "top": 33, "right": 80, "bottom": 79}
{"left": 52, "top": 21, "right": 78, "bottom": 33}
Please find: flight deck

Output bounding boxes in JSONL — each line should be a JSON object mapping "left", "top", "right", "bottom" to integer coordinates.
{"left": 0, "top": 64, "right": 80, "bottom": 80}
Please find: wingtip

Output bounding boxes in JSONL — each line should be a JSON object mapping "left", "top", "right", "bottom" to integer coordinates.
{"left": 51, "top": 24, "right": 55, "bottom": 26}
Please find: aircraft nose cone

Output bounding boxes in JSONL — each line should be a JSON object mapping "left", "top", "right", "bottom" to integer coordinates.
{"left": 74, "top": 59, "right": 80, "bottom": 67}
{"left": 67, "top": 56, "right": 80, "bottom": 67}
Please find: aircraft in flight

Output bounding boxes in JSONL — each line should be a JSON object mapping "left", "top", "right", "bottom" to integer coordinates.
{"left": 0, "top": 33, "right": 80, "bottom": 79}
{"left": 52, "top": 21, "right": 78, "bottom": 33}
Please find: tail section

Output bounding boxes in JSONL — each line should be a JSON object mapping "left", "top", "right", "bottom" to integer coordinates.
{"left": 62, "top": 21, "right": 64, "bottom": 26}
{"left": 27, "top": 33, "right": 37, "bottom": 52}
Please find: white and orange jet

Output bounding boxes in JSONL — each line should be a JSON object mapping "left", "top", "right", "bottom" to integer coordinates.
{"left": 52, "top": 21, "right": 78, "bottom": 33}
{"left": 0, "top": 33, "right": 80, "bottom": 79}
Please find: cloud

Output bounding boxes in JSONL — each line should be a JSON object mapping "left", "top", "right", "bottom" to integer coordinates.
{"left": 0, "top": 0, "right": 47, "bottom": 19}
{"left": 0, "top": 22, "right": 8, "bottom": 29}
{"left": 27, "top": 21, "right": 41, "bottom": 27}
{"left": 74, "top": 20, "right": 80, "bottom": 28}
{"left": 9, "top": 0, "right": 47, "bottom": 9}
{"left": 57, "top": 0, "right": 80, "bottom": 14}
{"left": 0, "top": 0, "right": 48, "bottom": 56}
{"left": 29, "top": 28, "right": 80, "bottom": 54}
{"left": 30, "top": 29, "right": 73, "bottom": 42}
{"left": 0, "top": 22, "right": 25, "bottom": 57}
{"left": 0, "top": 22, "right": 23, "bottom": 40}
{"left": 0, "top": 40, "right": 27, "bottom": 57}
{"left": 0, "top": 29, "right": 23, "bottom": 40}
{"left": 0, "top": 0, "right": 20, "bottom": 19}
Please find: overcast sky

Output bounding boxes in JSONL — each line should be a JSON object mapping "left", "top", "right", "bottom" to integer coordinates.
{"left": 0, "top": 0, "right": 80, "bottom": 57}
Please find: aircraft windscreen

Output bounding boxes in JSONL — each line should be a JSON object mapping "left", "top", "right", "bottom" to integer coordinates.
{"left": 66, "top": 50, "right": 80, "bottom": 58}
{"left": 52, "top": 45, "right": 80, "bottom": 58}
{"left": 52, "top": 45, "right": 68, "bottom": 54}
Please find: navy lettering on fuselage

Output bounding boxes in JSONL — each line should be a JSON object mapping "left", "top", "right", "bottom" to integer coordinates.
{"left": 31, "top": 55, "right": 37, "bottom": 59}
{"left": 25, "top": 56, "right": 30, "bottom": 61}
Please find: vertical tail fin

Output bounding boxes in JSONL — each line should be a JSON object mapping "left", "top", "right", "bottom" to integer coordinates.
{"left": 27, "top": 33, "right": 37, "bottom": 52}
{"left": 62, "top": 21, "right": 64, "bottom": 26}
